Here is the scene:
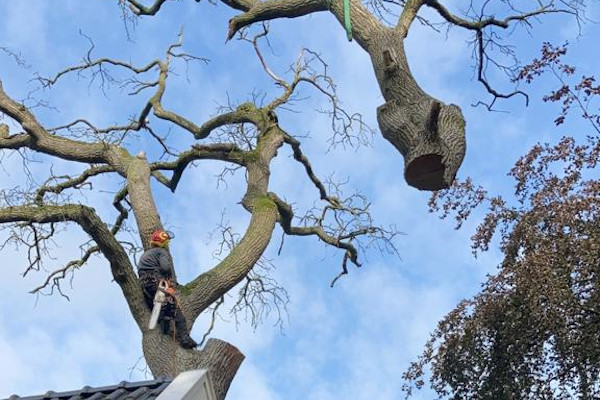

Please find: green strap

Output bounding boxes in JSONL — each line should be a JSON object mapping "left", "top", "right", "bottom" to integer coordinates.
{"left": 343, "top": 0, "right": 353, "bottom": 41}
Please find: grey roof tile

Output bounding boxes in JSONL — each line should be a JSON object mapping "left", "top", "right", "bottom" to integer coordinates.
{"left": 2, "top": 378, "right": 172, "bottom": 400}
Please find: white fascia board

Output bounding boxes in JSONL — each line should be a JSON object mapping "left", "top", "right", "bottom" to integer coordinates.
{"left": 156, "top": 370, "right": 217, "bottom": 400}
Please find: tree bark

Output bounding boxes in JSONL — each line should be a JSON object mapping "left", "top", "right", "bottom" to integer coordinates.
{"left": 127, "top": 154, "right": 164, "bottom": 248}
{"left": 368, "top": 27, "right": 466, "bottom": 190}
{"left": 142, "top": 335, "right": 244, "bottom": 400}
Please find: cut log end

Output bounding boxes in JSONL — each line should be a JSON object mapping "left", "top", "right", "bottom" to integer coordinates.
{"left": 377, "top": 99, "right": 465, "bottom": 192}
{"left": 405, "top": 154, "right": 449, "bottom": 191}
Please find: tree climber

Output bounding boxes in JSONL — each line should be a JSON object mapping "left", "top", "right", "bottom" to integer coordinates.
{"left": 138, "top": 229, "right": 198, "bottom": 349}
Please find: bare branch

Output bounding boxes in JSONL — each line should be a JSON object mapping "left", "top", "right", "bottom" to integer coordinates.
{"left": 0, "top": 204, "right": 147, "bottom": 324}
{"left": 124, "top": 0, "right": 171, "bottom": 16}
{"left": 248, "top": 24, "right": 288, "bottom": 88}
{"left": 231, "top": 267, "right": 289, "bottom": 330}
{"left": 473, "top": 30, "right": 529, "bottom": 109}
{"left": 268, "top": 191, "right": 401, "bottom": 285}
{"left": 200, "top": 296, "right": 226, "bottom": 346}
{"left": 36, "top": 31, "right": 210, "bottom": 145}
{"left": 150, "top": 143, "right": 247, "bottom": 192}
{"left": 282, "top": 132, "right": 330, "bottom": 202}
{"left": 0, "top": 46, "right": 30, "bottom": 69}
{"left": 29, "top": 241, "right": 100, "bottom": 297}
{"left": 247, "top": 34, "right": 373, "bottom": 149}
{"left": 330, "top": 252, "right": 350, "bottom": 287}
{"left": 34, "top": 165, "right": 116, "bottom": 205}
{"left": 206, "top": 215, "right": 289, "bottom": 331}
{"left": 112, "top": 187, "right": 130, "bottom": 235}
{"left": 17, "top": 222, "right": 56, "bottom": 278}
{"left": 420, "top": 0, "right": 581, "bottom": 109}
{"left": 424, "top": 0, "right": 567, "bottom": 31}
{"left": 36, "top": 33, "right": 160, "bottom": 88}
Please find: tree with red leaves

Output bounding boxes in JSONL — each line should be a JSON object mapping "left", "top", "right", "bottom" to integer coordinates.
{"left": 403, "top": 43, "right": 600, "bottom": 399}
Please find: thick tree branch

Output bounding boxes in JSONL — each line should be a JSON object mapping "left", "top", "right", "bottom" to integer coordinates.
{"left": 0, "top": 125, "right": 31, "bottom": 149}
{"left": 227, "top": 0, "right": 328, "bottom": 40}
{"left": 0, "top": 204, "right": 147, "bottom": 326}
{"left": 194, "top": 108, "right": 260, "bottom": 140}
{"left": 396, "top": 0, "right": 426, "bottom": 38}
{"left": 126, "top": 153, "right": 165, "bottom": 251}
{"left": 226, "top": 0, "right": 381, "bottom": 49}
{"left": 0, "top": 81, "right": 125, "bottom": 167}
{"left": 180, "top": 110, "right": 285, "bottom": 320}
{"left": 180, "top": 197, "right": 279, "bottom": 321}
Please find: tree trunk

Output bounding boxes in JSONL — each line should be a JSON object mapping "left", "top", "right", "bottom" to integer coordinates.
{"left": 368, "top": 27, "right": 466, "bottom": 190}
{"left": 126, "top": 153, "right": 179, "bottom": 282}
{"left": 142, "top": 333, "right": 244, "bottom": 400}
{"left": 126, "top": 154, "right": 164, "bottom": 248}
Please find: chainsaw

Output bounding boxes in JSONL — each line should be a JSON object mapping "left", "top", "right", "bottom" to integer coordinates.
{"left": 148, "top": 279, "right": 176, "bottom": 330}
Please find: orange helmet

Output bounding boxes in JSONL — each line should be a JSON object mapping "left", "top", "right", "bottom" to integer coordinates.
{"left": 150, "top": 229, "right": 174, "bottom": 247}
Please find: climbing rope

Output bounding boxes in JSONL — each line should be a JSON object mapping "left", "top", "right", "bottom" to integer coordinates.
{"left": 343, "top": 0, "right": 353, "bottom": 41}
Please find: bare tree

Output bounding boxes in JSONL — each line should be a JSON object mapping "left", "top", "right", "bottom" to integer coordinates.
{"left": 404, "top": 43, "right": 600, "bottom": 399}
{"left": 123, "top": 0, "right": 584, "bottom": 190}
{"left": 0, "top": 29, "right": 398, "bottom": 399}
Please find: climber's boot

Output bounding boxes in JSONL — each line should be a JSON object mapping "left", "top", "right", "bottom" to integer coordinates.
{"left": 178, "top": 336, "right": 198, "bottom": 349}
{"left": 174, "top": 310, "right": 198, "bottom": 349}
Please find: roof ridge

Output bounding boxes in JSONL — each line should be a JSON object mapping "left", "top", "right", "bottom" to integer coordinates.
{"left": 3, "top": 377, "right": 173, "bottom": 400}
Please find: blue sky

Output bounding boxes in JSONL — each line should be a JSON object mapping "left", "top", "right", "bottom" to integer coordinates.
{"left": 0, "top": 1, "right": 598, "bottom": 399}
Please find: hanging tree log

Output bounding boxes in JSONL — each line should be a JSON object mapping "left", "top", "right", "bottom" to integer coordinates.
{"left": 370, "top": 29, "right": 466, "bottom": 191}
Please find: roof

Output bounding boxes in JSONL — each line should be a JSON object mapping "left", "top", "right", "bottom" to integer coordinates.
{"left": 3, "top": 377, "right": 172, "bottom": 400}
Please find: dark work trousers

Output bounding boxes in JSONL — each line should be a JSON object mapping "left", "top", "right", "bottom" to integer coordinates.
{"left": 139, "top": 270, "right": 191, "bottom": 342}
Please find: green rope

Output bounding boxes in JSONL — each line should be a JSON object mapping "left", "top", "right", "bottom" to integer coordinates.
{"left": 343, "top": 0, "right": 353, "bottom": 41}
